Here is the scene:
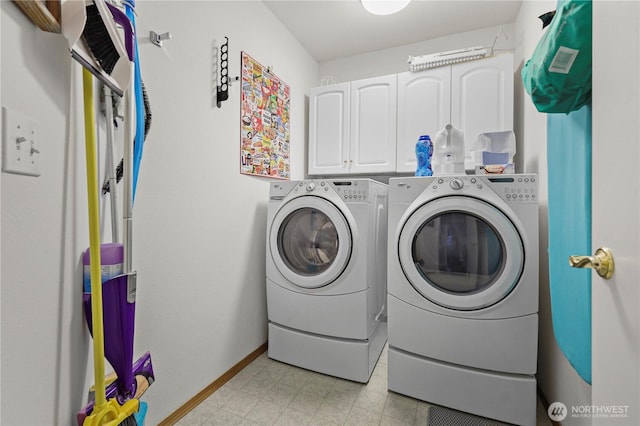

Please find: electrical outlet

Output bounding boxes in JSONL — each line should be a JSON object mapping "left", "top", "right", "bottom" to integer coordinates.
{"left": 2, "top": 106, "right": 40, "bottom": 177}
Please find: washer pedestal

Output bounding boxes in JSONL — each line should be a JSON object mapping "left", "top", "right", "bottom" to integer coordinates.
{"left": 268, "top": 320, "right": 387, "bottom": 383}
{"left": 388, "top": 347, "right": 536, "bottom": 426}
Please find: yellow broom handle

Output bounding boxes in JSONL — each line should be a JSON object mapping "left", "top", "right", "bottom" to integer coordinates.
{"left": 83, "top": 68, "right": 106, "bottom": 410}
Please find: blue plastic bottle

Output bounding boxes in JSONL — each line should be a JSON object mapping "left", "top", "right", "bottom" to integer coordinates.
{"left": 415, "top": 135, "right": 433, "bottom": 176}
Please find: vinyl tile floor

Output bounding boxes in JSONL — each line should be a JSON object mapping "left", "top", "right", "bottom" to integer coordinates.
{"left": 176, "top": 344, "right": 552, "bottom": 426}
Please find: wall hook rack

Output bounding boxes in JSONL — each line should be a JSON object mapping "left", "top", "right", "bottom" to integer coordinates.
{"left": 216, "top": 36, "right": 230, "bottom": 108}
{"left": 150, "top": 30, "right": 171, "bottom": 47}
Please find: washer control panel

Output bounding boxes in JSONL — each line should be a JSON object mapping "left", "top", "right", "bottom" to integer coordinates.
{"left": 333, "top": 180, "right": 369, "bottom": 202}
{"left": 425, "top": 175, "right": 538, "bottom": 204}
{"left": 291, "top": 180, "right": 370, "bottom": 202}
{"left": 498, "top": 176, "right": 538, "bottom": 204}
{"left": 449, "top": 178, "right": 465, "bottom": 190}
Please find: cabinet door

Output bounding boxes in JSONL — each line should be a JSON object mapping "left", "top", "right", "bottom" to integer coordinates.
{"left": 396, "top": 68, "right": 451, "bottom": 173}
{"left": 308, "top": 83, "right": 350, "bottom": 175}
{"left": 349, "top": 75, "right": 397, "bottom": 174}
{"left": 451, "top": 54, "right": 514, "bottom": 170}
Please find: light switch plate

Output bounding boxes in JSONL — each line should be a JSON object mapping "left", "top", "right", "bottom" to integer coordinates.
{"left": 2, "top": 106, "right": 41, "bottom": 177}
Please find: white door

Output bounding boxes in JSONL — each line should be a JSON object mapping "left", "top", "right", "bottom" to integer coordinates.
{"left": 396, "top": 68, "right": 451, "bottom": 173}
{"left": 451, "top": 54, "right": 514, "bottom": 171}
{"left": 590, "top": 2, "right": 640, "bottom": 423}
{"left": 350, "top": 74, "right": 397, "bottom": 174}
{"left": 308, "top": 83, "right": 350, "bottom": 175}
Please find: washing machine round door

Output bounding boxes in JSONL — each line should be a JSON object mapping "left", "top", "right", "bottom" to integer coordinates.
{"left": 270, "top": 196, "right": 352, "bottom": 289}
{"left": 398, "top": 196, "right": 524, "bottom": 310}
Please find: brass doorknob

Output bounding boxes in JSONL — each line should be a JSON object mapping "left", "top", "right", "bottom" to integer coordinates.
{"left": 569, "top": 247, "right": 615, "bottom": 279}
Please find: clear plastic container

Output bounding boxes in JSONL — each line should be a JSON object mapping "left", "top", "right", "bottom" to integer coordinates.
{"left": 470, "top": 130, "right": 516, "bottom": 166}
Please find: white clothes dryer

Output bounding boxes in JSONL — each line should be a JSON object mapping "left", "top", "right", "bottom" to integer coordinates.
{"left": 387, "top": 175, "right": 539, "bottom": 426}
{"left": 267, "top": 179, "right": 388, "bottom": 383}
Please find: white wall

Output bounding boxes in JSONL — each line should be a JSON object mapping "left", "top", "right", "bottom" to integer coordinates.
{"left": 0, "top": 1, "right": 318, "bottom": 424}
{"left": 319, "top": 24, "right": 515, "bottom": 84}
{"left": 1, "top": 3, "right": 88, "bottom": 423}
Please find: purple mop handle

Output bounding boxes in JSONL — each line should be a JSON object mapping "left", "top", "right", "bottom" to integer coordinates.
{"left": 105, "top": 2, "right": 135, "bottom": 62}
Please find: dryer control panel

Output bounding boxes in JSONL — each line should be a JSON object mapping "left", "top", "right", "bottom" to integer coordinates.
{"left": 394, "top": 175, "right": 538, "bottom": 205}
{"left": 332, "top": 180, "right": 369, "bottom": 202}
{"left": 486, "top": 175, "right": 538, "bottom": 204}
{"left": 273, "top": 179, "right": 377, "bottom": 203}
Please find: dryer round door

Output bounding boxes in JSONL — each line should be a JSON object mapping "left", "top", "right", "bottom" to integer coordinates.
{"left": 269, "top": 196, "right": 352, "bottom": 289}
{"left": 398, "top": 196, "right": 524, "bottom": 310}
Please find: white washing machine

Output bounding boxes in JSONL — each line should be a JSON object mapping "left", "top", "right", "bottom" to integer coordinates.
{"left": 266, "top": 179, "right": 388, "bottom": 383}
{"left": 387, "top": 175, "right": 539, "bottom": 426}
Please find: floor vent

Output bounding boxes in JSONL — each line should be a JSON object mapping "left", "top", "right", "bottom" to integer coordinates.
{"left": 427, "top": 405, "right": 511, "bottom": 426}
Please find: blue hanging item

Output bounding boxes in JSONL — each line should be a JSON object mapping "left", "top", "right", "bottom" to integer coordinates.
{"left": 124, "top": 0, "right": 145, "bottom": 202}
{"left": 415, "top": 135, "right": 433, "bottom": 176}
{"left": 547, "top": 104, "right": 592, "bottom": 384}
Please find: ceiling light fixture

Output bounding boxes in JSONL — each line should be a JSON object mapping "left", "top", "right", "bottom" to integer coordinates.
{"left": 361, "top": 0, "right": 411, "bottom": 16}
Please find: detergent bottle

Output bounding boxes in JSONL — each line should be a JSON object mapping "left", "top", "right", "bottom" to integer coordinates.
{"left": 415, "top": 135, "right": 433, "bottom": 176}
{"left": 432, "top": 124, "right": 465, "bottom": 175}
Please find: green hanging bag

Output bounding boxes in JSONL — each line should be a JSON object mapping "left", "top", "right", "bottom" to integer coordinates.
{"left": 522, "top": 0, "right": 592, "bottom": 113}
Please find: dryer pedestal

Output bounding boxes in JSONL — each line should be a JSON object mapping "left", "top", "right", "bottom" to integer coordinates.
{"left": 268, "top": 320, "right": 387, "bottom": 383}
{"left": 388, "top": 347, "right": 536, "bottom": 426}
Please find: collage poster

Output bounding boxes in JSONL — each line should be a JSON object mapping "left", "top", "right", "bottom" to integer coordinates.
{"left": 240, "top": 52, "right": 290, "bottom": 179}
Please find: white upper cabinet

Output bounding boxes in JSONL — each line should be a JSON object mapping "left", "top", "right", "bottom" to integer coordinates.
{"left": 308, "top": 53, "right": 514, "bottom": 176}
{"left": 396, "top": 67, "right": 451, "bottom": 173}
{"left": 451, "top": 54, "right": 514, "bottom": 170}
{"left": 349, "top": 75, "right": 397, "bottom": 174}
{"left": 308, "top": 82, "right": 350, "bottom": 175}
{"left": 308, "top": 75, "right": 397, "bottom": 175}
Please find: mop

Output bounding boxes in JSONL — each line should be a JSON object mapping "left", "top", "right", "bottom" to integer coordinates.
{"left": 79, "top": 81, "right": 155, "bottom": 424}
{"left": 63, "top": 1, "right": 137, "bottom": 423}
{"left": 62, "top": 1, "right": 154, "bottom": 424}
{"left": 81, "top": 66, "right": 138, "bottom": 426}
{"left": 79, "top": 85, "right": 154, "bottom": 424}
